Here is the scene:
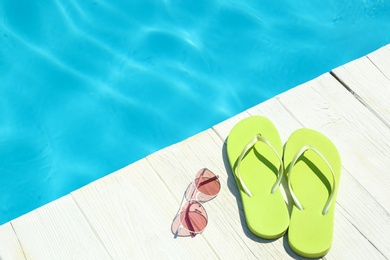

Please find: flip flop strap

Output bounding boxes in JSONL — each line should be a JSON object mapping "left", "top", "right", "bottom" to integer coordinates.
{"left": 236, "top": 134, "right": 284, "bottom": 197}
{"left": 287, "top": 145, "right": 337, "bottom": 215}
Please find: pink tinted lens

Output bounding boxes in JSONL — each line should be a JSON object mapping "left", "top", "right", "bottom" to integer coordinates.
{"left": 179, "top": 201, "right": 208, "bottom": 234}
{"left": 194, "top": 168, "right": 221, "bottom": 196}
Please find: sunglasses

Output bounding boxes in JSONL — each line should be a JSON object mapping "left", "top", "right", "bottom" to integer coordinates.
{"left": 171, "top": 168, "right": 221, "bottom": 238}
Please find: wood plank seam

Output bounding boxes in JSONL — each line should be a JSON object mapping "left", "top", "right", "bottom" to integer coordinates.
{"left": 336, "top": 167, "right": 390, "bottom": 256}
{"left": 10, "top": 222, "right": 28, "bottom": 260}
{"left": 278, "top": 84, "right": 390, "bottom": 216}
{"left": 144, "top": 157, "right": 182, "bottom": 205}
{"left": 330, "top": 70, "right": 390, "bottom": 130}
{"left": 273, "top": 97, "right": 306, "bottom": 129}
{"left": 341, "top": 165, "right": 390, "bottom": 216}
{"left": 340, "top": 209, "right": 388, "bottom": 260}
{"left": 335, "top": 208, "right": 387, "bottom": 259}
{"left": 329, "top": 71, "right": 366, "bottom": 106}
{"left": 70, "top": 194, "right": 115, "bottom": 260}
{"left": 366, "top": 56, "right": 390, "bottom": 82}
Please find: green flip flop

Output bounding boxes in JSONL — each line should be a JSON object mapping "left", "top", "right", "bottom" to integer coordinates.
{"left": 227, "top": 116, "right": 289, "bottom": 239}
{"left": 284, "top": 128, "right": 341, "bottom": 258}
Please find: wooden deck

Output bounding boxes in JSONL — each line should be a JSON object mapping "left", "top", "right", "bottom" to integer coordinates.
{"left": 1, "top": 44, "right": 390, "bottom": 259}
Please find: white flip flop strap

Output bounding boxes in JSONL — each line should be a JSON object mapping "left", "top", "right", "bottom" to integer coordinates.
{"left": 287, "top": 145, "right": 336, "bottom": 215}
{"left": 236, "top": 134, "right": 284, "bottom": 197}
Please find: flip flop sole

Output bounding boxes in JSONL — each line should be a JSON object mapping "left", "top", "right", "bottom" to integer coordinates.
{"left": 227, "top": 116, "right": 289, "bottom": 239}
{"left": 284, "top": 128, "right": 341, "bottom": 258}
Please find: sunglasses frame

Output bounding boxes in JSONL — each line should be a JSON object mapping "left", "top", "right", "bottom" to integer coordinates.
{"left": 172, "top": 168, "right": 221, "bottom": 238}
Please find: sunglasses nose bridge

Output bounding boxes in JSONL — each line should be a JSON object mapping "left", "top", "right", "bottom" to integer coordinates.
{"left": 187, "top": 182, "right": 220, "bottom": 203}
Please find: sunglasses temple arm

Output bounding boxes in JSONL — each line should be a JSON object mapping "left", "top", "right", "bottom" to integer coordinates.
{"left": 172, "top": 193, "right": 187, "bottom": 238}
{"left": 173, "top": 222, "right": 197, "bottom": 238}
{"left": 174, "top": 225, "right": 182, "bottom": 238}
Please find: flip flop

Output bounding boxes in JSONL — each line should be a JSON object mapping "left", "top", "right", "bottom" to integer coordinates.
{"left": 283, "top": 128, "right": 341, "bottom": 258}
{"left": 227, "top": 116, "right": 289, "bottom": 239}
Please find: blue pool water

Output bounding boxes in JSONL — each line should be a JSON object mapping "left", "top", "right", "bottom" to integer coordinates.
{"left": 1, "top": 0, "right": 390, "bottom": 224}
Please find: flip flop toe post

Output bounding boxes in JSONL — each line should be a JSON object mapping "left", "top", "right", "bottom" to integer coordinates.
{"left": 227, "top": 116, "right": 289, "bottom": 239}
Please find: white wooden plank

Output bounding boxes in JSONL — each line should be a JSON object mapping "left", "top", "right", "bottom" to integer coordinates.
{"left": 11, "top": 195, "right": 111, "bottom": 260}
{"left": 72, "top": 159, "right": 217, "bottom": 259}
{"left": 325, "top": 205, "right": 386, "bottom": 260}
{"left": 147, "top": 129, "right": 297, "bottom": 259}
{"left": 211, "top": 110, "right": 251, "bottom": 142}
{"left": 332, "top": 45, "right": 390, "bottom": 127}
{"left": 246, "top": 98, "right": 304, "bottom": 143}
{"left": 277, "top": 73, "right": 390, "bottom": 258}
{"left": 279, "top": 73, "right": 390, "bottom": 209}
{"left": 0, "top": 223, "right": 26, "bottom": 260}
{"left": 327, "top": 168, "right": 390, "bottom": 259}
{"left": 212, "top": 97, "right": 303, "bottom": 144}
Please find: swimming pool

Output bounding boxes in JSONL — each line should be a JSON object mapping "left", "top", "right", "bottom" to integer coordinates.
{"left": 1, "top": 0, "right": 390, "bottom": 224}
